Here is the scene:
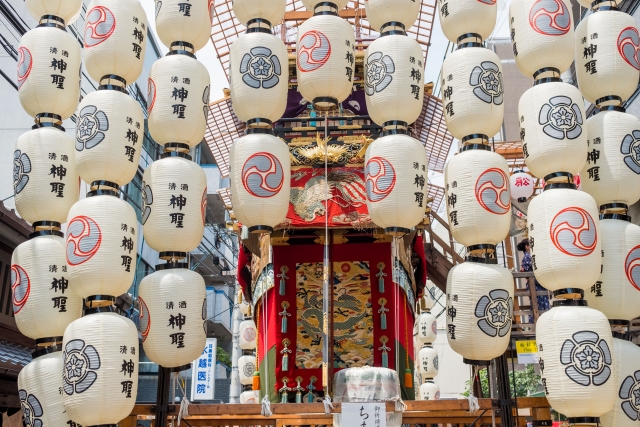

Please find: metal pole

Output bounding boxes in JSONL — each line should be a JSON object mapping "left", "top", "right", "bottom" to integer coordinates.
{"left": 494, "top": 353, "right": 515, "bottom": 427}
{"left": 154, "top": 367, "right": 172, "bottom": 427}
{"left": 229, "top": 290, "right": 243, "bottom": 403}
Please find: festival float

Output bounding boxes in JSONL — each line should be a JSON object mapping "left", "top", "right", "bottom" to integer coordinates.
{"left": 9, "top": 0, "right": 640, "bottom": 426}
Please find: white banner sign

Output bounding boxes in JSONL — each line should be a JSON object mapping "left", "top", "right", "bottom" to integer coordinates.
{"left": 342, "top": 403, "right": 386, "bottom": 427}
{"left": 191, "top": 338, "right": 217, "bottom": 401}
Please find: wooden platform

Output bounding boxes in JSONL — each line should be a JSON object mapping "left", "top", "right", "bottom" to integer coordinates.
{"left": 125, "top": 397, "right": 551, "bottom": 427}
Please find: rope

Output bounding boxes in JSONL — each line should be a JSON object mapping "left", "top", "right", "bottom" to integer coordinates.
{"left": 467, "top": 366, "right": 480, "bottom": 413}
{"left": 322, "top": 394, "right": 334, "bottom": 414}
{"left": 177, "top": 375, "right": 190, "bottom": 426}
{"left": 263, "top": 288, "right": 270, "bottom": 401}
{"left": 393, "top": 239, "right": 400, "bottom": 374}
{"left": 404, "top": 293, "right": 410, "bottom": 372}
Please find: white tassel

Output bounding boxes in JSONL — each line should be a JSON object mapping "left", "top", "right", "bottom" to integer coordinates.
{"left": 322, "top": 394, "right": 334, "bottom": 414}
{"left": 177, "top": 398, "right": 190, "bottom": 426}
{"left": 261, "top": 396, "right": 273, "bottom": 417}
{"left": 386, "top": 395, "right": 407, "bottom": 413}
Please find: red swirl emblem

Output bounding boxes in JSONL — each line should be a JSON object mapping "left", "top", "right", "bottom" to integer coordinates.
{"left": 529, "top": 0, "right": 571, "bottom": 36}
{"left": 475, "top": 168, "right": 510, "bottom": 215}
{"left": 365, "top": 156, "right": 396, "bottom": 202}
{"left": 243, "top": 327, "right": 256, "bottom": 342}
{"left": 148, "top": 78, "right": 157, "bottom": 113}
{"left": 550, "top": 207, "right": 597, "bottom": 257}
{"left": 625, "top": 245, "right": 640, "bottom": 291}
{"left": 10, "top": 265, "right": 30, "bottom": 314}
{"left": 242, "top": 153, "right": 284, "bottom": 198}
{"left": 84, "top": 6, "right": 116, "bottom": 48}
{"left": 66, "top": 216, "right": 102, "bottom": 266}
{"left": 477, "top": 0, "right": 496, "bottom": 4}
{"left": 16, "top": 47, "right": 32, "bottom": 89}
{"left": 618, "top": 27, "right": 640, "bottom": 71}
{"left": 297, "top": 30, "right": 331, "bottom": 73}
{"left": 139, "top": 296, "right": 151, "bottom": 341}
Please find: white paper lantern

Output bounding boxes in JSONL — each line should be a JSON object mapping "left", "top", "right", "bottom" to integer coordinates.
{"left": 446, "top": 260, "right": 514, "bottom": 363}
{"left": 18, "top": 349, "right": 82, "bottom": 427}
{"left": 418, "top": 345, "right": 438, "bottom": 378}
{"left": 528, "top": 185, "right": 601, "bottom": 293}
{"left": 239, "top": 319, "right": 257, "bottom": 350}
{"left": 441, "top": 46, "right": 504, "bottom": 141}
{"left": 25, "top": 0, "right": 83, "bottom": 25}
{"left": 510, "top": 171, "right": 535, "bottom": 201}
{"left": 18, "top": 25, "right": 81, "bottom": 120}
{"left": 240, "top": 389, "right": 260, "bottom": 404}
{"left": 11, "top": 233, "right": 81, "bottom": 343}
{"left": 154, "top": 0, "right": 212, "bottom": 51}
{"left": 229, "top": 132, "right": 291, "bottom": 233}
{"left": 75, "top": 88, "right": 144, "bottom": 187}
{"left": 364, "top": 33, "right": 424, "bottom": 128}
{"left": 147, "top": 52, "right": 211, "bottom": 147}
{"left": 296, "top": 13, "right": 355, "bottom": 110}
{"left": 444, "top": 147, "right": 511, "bottom": 247}
{"left": 301, "top": 0, "right": 349, "bottom": 11}
{"left": 142, "top": 153, "right": 206, "bottom": 253}
{"left": 601, "top": 337, "right": 640, "bottom": 427}
{"left": 138, "top": 266, "right": 206, "bottom": 368}
{"left": 508, "top": 0, "right": 574, "bottom": 78}
{"left": 575, "top": 11, "right": 640, "bottom": 104}
{"left": 519, "top": 81, "right": 588, "bottom": 179}
{"left": 364, "top": 0, "right": 421, "bottom": 32}
{"left": 62, "top": 312, "right": 139, "bottom": 425}
{"left": 439, "top": 0, "right": 497, "bottom": 44}
{"left": 580, "top": 109, "right": 640, "bottom": 208}
{"left": 14, "top": 126, "right": 79, "bottom": 225}
{"left": 419, "top": 380, "right": 440, "bottom": 401}
{"left": 83, "top": 0, "right": 147, "bottom": 85}
{"left": 229, "top": 30, "right": 288, "bottom": 125}
{"left": 365, "top": 133, "right": 429, "bottom": 235}
{"left": 239, "top": 355, "right": 257, "bottom": 385}
{"left": 66, "top": 192, "right": 138, "bottom": 299}
{"left": 416, "top": 311, "right": 437, "bottom": 344}
{"left": 233, "top": 0, "right": 286, "bottom": 27}
{"left": 585, "top": 218, "right": 640, "bottom": 321}
{"left": 536, "top": 302, "right": 616, "bottom": 419}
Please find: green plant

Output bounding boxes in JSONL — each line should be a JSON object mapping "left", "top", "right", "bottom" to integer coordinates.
{"left": 216, "top": 347, "right": 232, "bottom": 367}
{"left": 462, "top": 364, "right": 541, "bottom": 398}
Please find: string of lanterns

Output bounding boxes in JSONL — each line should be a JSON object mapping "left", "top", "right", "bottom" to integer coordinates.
{"left": 138, "top": 0, "right": 212, "bottom": 371}
{"left": 364, "top": 0, "right": 427, "bottom": 236}
{"left": 60, "top": 0, "right": 150, "bottom": 424}
{"left": 573, "top": 2, "right": 640, "bottom": 426}
{"left": 440, "top": 0, "right": 514, "bottom": 369}
{"left": 229, "top": 0, "right": 290, "bottom": 235}
{"left": 508, "top": 0, "right": 640, "bottom": 422}
{"left": 415, "top": 293, "right": 440, "bottom": 401}
{"left": 13, "top": 1, "right": 84, "bottom": 426}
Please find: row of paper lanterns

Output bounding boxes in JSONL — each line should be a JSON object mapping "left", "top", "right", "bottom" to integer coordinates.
{"left": 415, "top": 291, "right": 441, "bottom": 401}
{"left": 11, "top": 0, "right": 215, "bottom": 425}
{"left": 439, "top": 0, "right": 640, "bottom": 425}
{"left": 439, "top": 0, "right": 516, "bottom": 372}
{"left": 229, "top": 0, "right": 431, "bottom": 237}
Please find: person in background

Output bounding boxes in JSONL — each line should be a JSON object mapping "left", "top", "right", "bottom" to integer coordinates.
{"left": 517, "top": 238, "right": 550, "bottom": 323}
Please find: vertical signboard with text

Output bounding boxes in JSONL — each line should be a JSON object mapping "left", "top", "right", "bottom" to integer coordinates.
{"left": 191, "top": 338, "right": 217, "bottom": 401}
